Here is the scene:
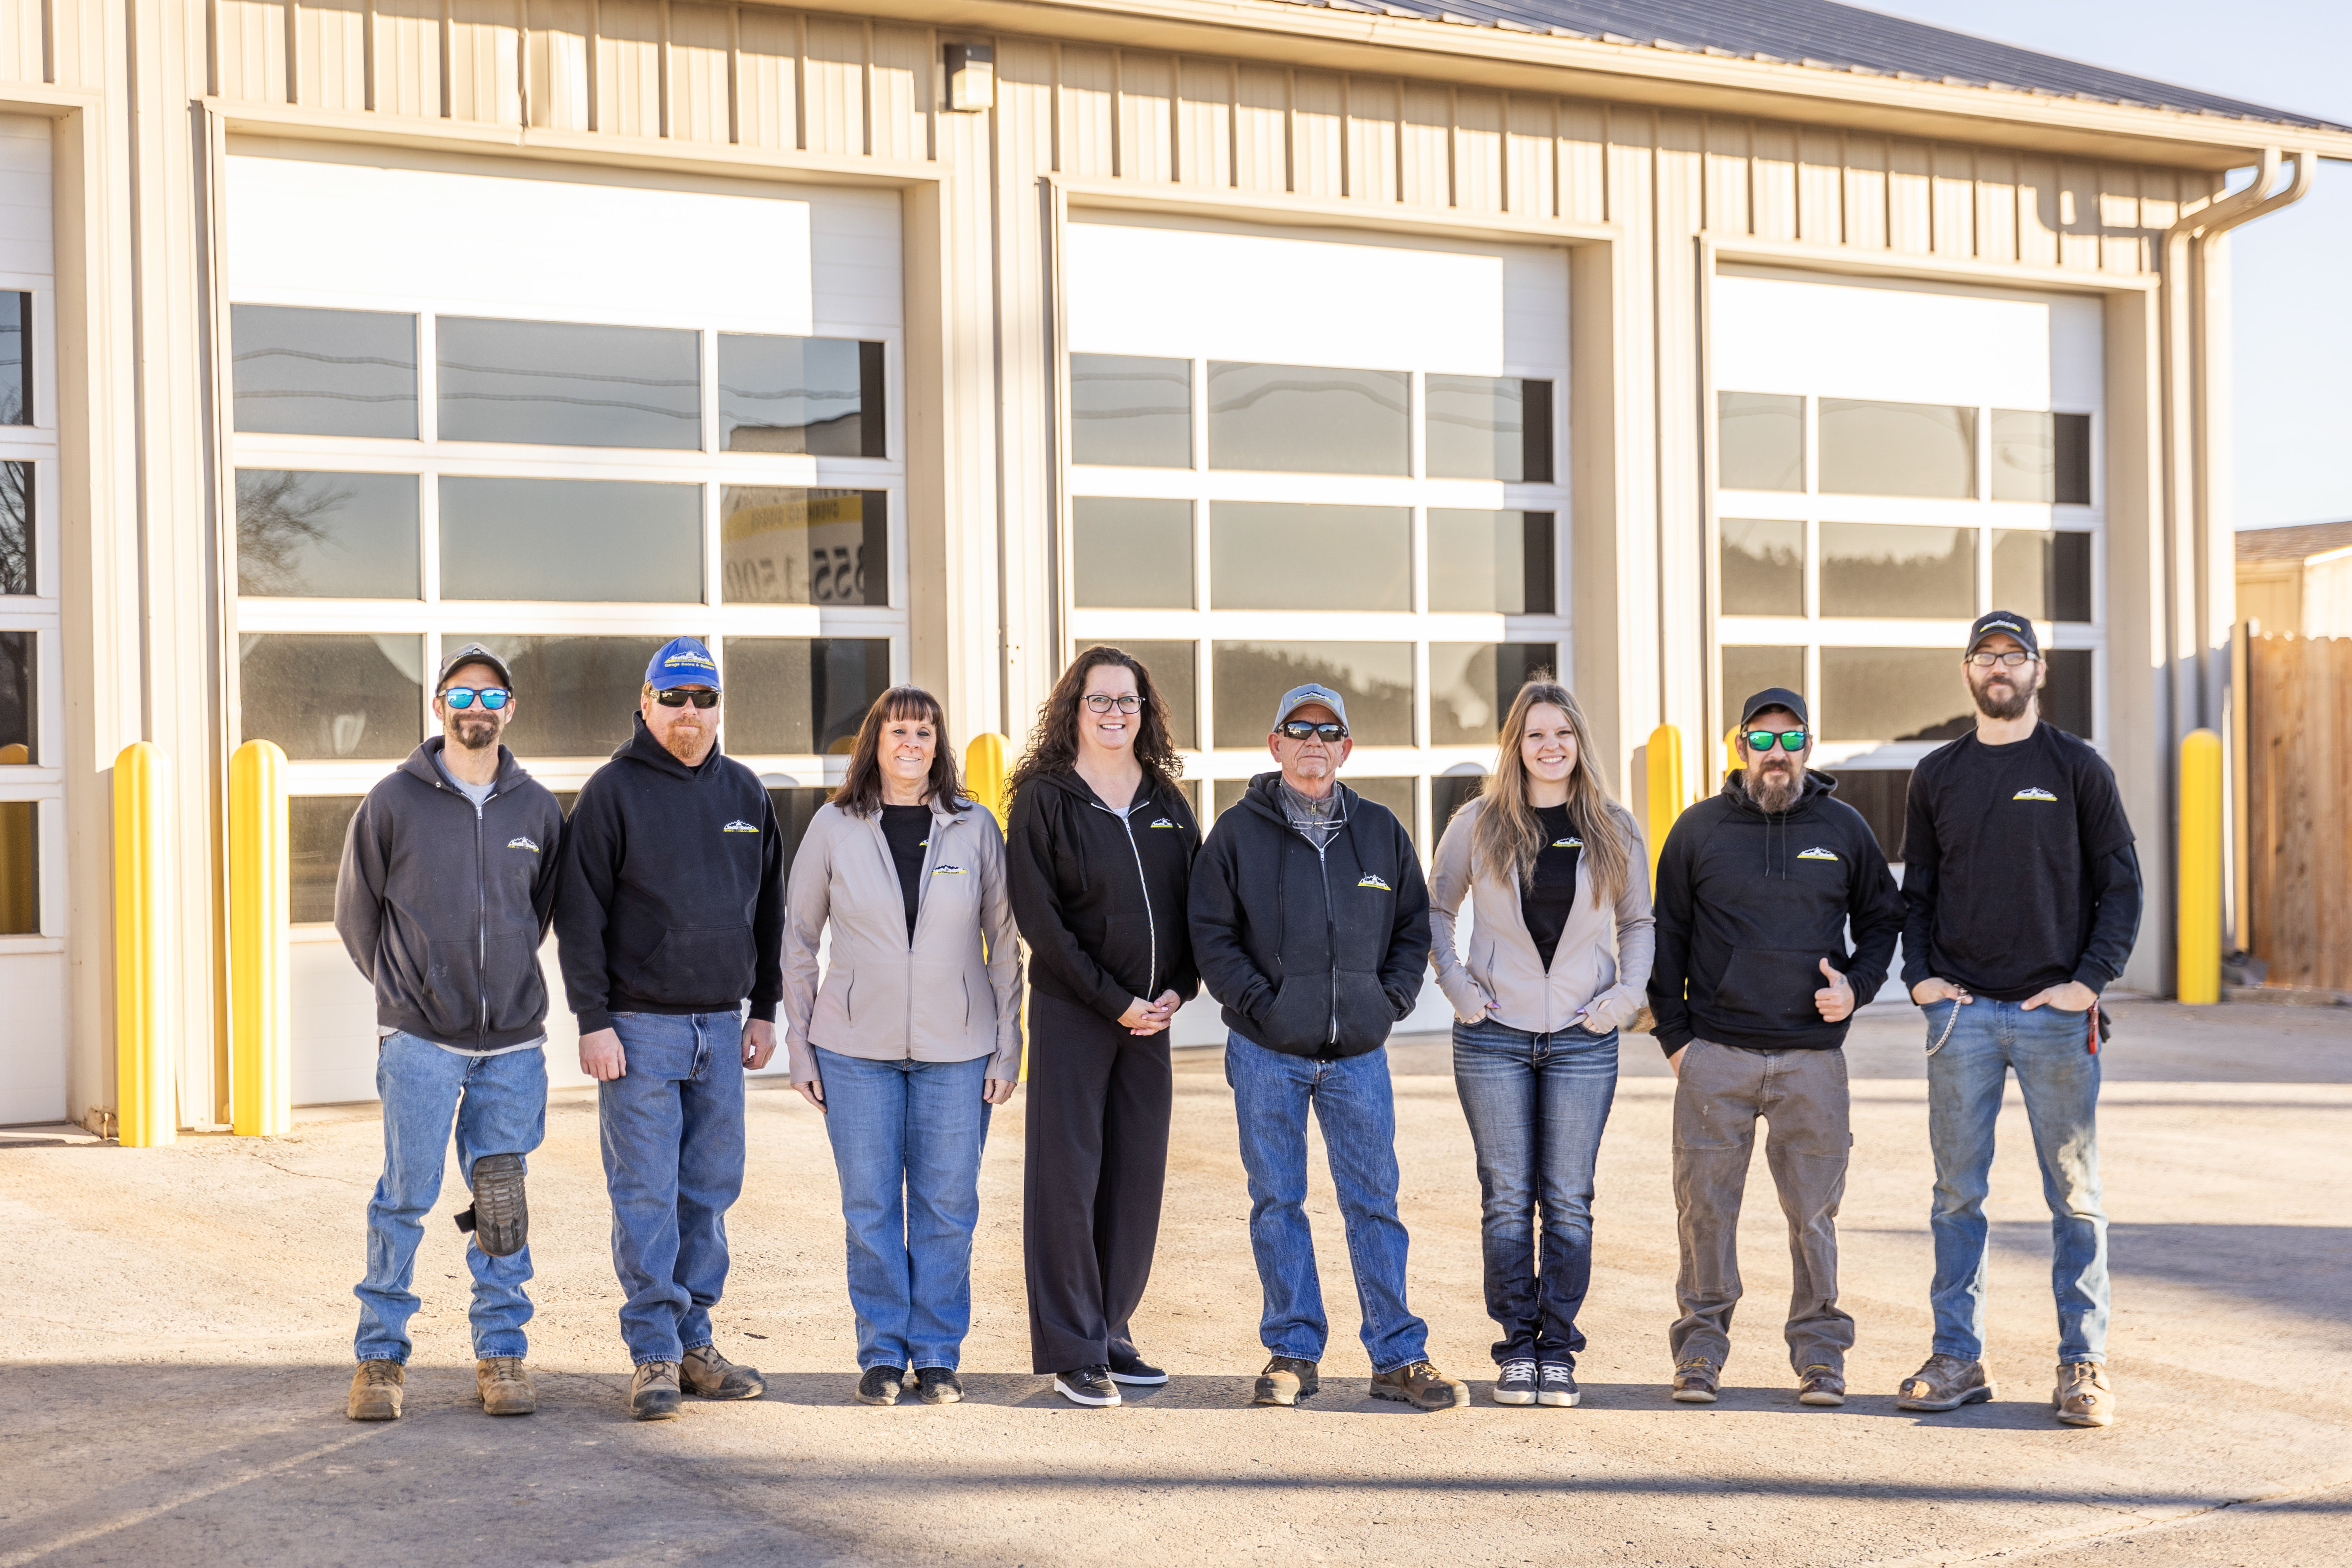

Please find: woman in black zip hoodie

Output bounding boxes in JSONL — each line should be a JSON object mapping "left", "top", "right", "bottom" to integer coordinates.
{"left": 1004, "top": 646, "right": 1201, "bottom": 1408}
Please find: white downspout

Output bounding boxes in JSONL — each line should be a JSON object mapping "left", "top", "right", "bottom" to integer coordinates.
{"left": 2155, "top": 148, "right": 2312, "bottom": 988}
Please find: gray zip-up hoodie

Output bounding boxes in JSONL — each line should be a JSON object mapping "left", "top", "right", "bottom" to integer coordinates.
{"left": 334, "top": 738, "right": 566, "bottom": 1051}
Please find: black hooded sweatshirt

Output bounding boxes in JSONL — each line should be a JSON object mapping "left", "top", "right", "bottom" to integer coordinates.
{"left": 335, "top": 738, "right": 564, "bottom": 1051}
{"left": 1646, "top": 769, "right": 1904, "bottom": 1057}
{"left": 1005, "top": 770, "right": 1203, "bottom": 1023}
{"left": 1187, "top": 773, "right": 1430, "bottom": 1060}
{"left": 554, "top": 716, "right": 786, "bottom": 1036}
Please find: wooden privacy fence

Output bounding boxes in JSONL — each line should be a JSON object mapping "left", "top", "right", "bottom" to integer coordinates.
{"left": 2247, "top": 632, "right": 2352, "bottom": 990}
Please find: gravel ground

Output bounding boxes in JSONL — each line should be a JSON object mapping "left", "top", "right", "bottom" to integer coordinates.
{"left": 1, "top": 1000, "right": 2348, "bottom": 1567}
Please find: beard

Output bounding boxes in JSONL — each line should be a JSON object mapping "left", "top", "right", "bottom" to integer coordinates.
{"left": 451, "top": 715, "right": 498, "bottom": 752}
{"left": 1745, "top": 758, "right": 1803, "bottom": 814}
{"left": 1970, "top": 665, "right": 2040, "bottom": 721}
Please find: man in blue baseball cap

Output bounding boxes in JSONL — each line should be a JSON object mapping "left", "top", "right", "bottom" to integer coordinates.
{"left": 1188, "top": 681, "right": 1466, "bottom": 1412}
{"left": 555, "top": 636, "right": 786, "bottom": 1420}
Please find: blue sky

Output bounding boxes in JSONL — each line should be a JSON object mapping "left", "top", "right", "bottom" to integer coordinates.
{"left": 1873, "top": 0, "right": 2351, "bottom": 531}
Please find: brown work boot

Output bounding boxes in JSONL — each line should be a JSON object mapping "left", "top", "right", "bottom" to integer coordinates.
{"left": 1897, "top": 1352, "right": 1995, "bottom": 1411}
{"left": 475, "top": 1356, "right": 536, "bottom": 1416}
{"left": 1369, "top": 1359, "right": 1470, "bottom": 1411}
{"left": 1671, "top": 1358, "right": 1720, "bottom": 1403}
{"left": 2053, "top": 1362, "right": 2115, "bottom": 1427}
{"left": 1251, "top": 1355, "right": 1319, "bottom": 1407}
{"left": 681, "top": 1343, "right": 766, "bottom": 1401}
{"left": 630, "top": 1361, "right": 683, "bottom": 1421}
{"left": 1797, "top": 1365, "right": 1846, "bottom": 1407}
{"left": 348, "top": 1360, "right": 405, "bottom": 1421}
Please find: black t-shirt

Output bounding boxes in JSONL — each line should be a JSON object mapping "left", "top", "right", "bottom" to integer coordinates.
{"left": 1519, "top": 802, "right": 1585, "bottom": 972}
{"left": 880, "top": 804, "right": 931, "bottom": 937}
{"left": 1901, "top": 723, "right": 2136, "bottom": 1000}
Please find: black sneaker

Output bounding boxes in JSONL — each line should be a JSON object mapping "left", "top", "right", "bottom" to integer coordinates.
{"left": 457, "top": 1152, "right": 528, "bottom": 1258}
{"left": 856, "top": 1365, "right": 905, "bottom": 1406}
{"left": 915, "top": 1367, "right": 962, "bottom": 1405}
{"left": 1538, "top": 1362, "right": 1582, "bottom": 1407}
{"left": 1492, "top": 1359, "right": 1538, "bottom": 1406}
{"left": 1107, "top": 1346, "right": 1169, "bottom": 1386}
{"left": 1055, "top": 1365, "right": 1122, "bottom": 1407}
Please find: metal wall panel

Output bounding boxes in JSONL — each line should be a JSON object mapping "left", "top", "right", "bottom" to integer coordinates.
{"left": 800, "top": 13, "right": 863, "bottom": 155}
{"left": 1059, "top": 45, "right": 1115, "bottom": 179}
{"left": 1233, "top": 62, "right": 1285, "bottom": 194}
{"left": 528, "top": 0, "right": 592, "bottom": 129}
{"left": 1454, "top": 87, "right": 1503, "bottom": 214}
{"left": 733, "top": 5, "right": 796, "bottom": 150}
{"left": 1345, "top": 75, "right": 1400, "bottom": 203}
{"left": 1174, "top": 56, "right": 1229, "bottom": 189}
{"left": 668, "top": 1, "right": 733, "bottom": 144}
{"left": 450, "top": 0, "right": 522, "bottom": 125}
{"left": 371, "top": 0, "right": 440, "bottom": 117}
{"left": 870, "top": 22, "right": 927, "bottom": 162}
{"left": 1293, "top": 68, "right": 1342, "bottom": 200}
{"left": 1116, "top": 51, "right": 1174, "bottom": 185}
{"left": 295, "top": 0, "right": 367, "bottom": 111}
{"left": 1506, "top": 95, "right": 1554, "bottom": 219}
{"left": 217, "top": 0, "right": 288, "bottom": 105}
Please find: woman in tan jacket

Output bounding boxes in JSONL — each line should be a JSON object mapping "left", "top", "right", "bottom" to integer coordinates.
{"left": 1428, "top": 679, "right": 1654, "bottom": 1411}
{"left": 781, "top": 686, "right": 1023, "bottom": 1409}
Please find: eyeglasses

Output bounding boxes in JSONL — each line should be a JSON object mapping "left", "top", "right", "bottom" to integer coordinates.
{"left": 1965, "top": 650, "right": 2039, "bottom": 669}
{"left": 1083, "top": 693, "right": 1146, "bottom": 714}
{"left": 1277, "top": 720, "right": 1348, "bottom": 743}
{"left": 440, "top": 686, "right": 510, "bottom": 711}
{"left": 1743, "top": 729, "right": 1809, "bottom": 753}
{"left": 654, "top": 688, "right": 720, "bottom": 709}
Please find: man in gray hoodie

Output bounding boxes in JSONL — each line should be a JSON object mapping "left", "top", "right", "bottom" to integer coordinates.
{"left": 336, "top": 643, "right": 565, "bottom": 1422}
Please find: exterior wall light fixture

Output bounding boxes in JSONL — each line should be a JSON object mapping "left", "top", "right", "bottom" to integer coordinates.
{"left": 944, "top": 43, "right": 994, "bottom": 112}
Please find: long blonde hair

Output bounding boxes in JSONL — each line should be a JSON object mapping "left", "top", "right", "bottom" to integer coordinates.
{"left": 1470, "top": 680, "right": 1632, "bottom": 902}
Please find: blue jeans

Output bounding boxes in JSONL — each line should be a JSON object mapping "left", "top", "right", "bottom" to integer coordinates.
{"left": 1924, "top": 996, "right": 2108, "bottom": 1365}
{"left": 354, "top": 1033, "right": 546, "bottom": 1363}
{"left": 1224, "top": 1032, "right": 1428, "bottom": 1373}
{"left": 817, "top": 1047, "right": 993, "bottom": 1372}
{"left": 1451, "top": 1017, "right": 1618, "bottom": 1366}
{"left": 598, "top": 1011, "right": 747, "bottom": 1365}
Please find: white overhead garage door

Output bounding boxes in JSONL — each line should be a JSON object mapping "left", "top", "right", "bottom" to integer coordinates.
{"left": 227, "top": 142, "right": 903, "bottom": 1103}
{"left": 1063, "top": 211, "right": 1571, "bottom": 843}
{"left": 1062, "top": 211, "right": 1570, "bottom": 1042}
{"left": 1711, "top": 265, "right": 2107, "bottom": 865}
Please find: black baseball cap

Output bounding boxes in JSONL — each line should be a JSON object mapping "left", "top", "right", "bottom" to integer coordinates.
{"left": 435, "top": 642, "right": 515, "bottom": 694}
{"left": 1738, "top": 687, "right": 1810, "bottom": 730}
{"left": 1967, "top": 611, "right": 2041, "bottom": 658}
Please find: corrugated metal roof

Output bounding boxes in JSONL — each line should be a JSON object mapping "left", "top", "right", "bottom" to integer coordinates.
{"left": 2238, "top": 521, "right": 2352, "bottom": 564}
{"left": 1261, "top": 0, "right": 2348, "bottom": 134}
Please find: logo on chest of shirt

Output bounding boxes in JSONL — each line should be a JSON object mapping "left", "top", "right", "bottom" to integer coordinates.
{"left": 2013, "top": 787, "right": 2058, "bottom": 801}
{"left": 1150, "top": 818, "right": 1180, "bottom": 829}
{"left": 1796, "top": 846, "right": 1840, "bottom": 862}
{"left": 1552, "top": 837, "right": 1583, "bottom": 849}
{"left": 721, "top": 820, "right": 760, "bottom": 833}
{"left": 932, "top": 864, "right": 966, "bottom": 876}
{"left": 506, "top": 836, "right": 540, "bottom": 854}
{"left": 1356, "top": 873, "right": 1393, "bottom": 891}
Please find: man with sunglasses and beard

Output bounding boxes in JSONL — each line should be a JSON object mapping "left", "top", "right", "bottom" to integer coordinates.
{"left": 338, "top": 643, "right": 566, "bottom": 1422}
{"left": 1646, "top": 688, "right": 1903, "bottom": 1409}
{"left": 1189, "top": 684, "right": 1469, "bottom": 1412}
{"left": 1895, "top": 613, "right": 2141, "bottom": 1429}
{"left": 556, "top": 637, "right": 785, "bottom": 1421}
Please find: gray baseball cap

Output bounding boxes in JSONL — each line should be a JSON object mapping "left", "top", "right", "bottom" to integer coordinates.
{"left": 435, "top": 642, "right": 515, "bottom": 694}
{"left": 1272, "top": 683, "right": 1349, "bottom": 731}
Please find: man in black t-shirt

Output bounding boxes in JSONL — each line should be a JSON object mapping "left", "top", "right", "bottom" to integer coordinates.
{"left": 1894, "top": 613, "right": 2142, "bottom": 1429}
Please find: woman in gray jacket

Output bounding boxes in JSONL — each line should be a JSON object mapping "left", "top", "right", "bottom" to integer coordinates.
{"left": 781, "top": 686, "right": 1023, "bottom": 1408}
{"left": 1428, "top": 679, "right": 1654, "bottom": 1410}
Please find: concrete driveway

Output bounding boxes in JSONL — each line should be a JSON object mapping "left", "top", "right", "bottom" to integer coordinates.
{"left": 2, "top": 998, "right": 2348, "bottom": 1567}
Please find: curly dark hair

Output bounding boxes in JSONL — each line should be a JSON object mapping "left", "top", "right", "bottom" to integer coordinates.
{"left": 1007, "top": 647, "right": 1186, "bottom": 808}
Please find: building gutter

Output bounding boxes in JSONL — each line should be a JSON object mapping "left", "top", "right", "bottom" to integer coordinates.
{"left": 2155, "top": 147, "right": 2311, "bottom": 986}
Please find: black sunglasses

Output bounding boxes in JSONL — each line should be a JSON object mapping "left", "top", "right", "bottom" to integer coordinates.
{"left": 1277, "top": 720, "right": 1348, "bottom": 742}
{"left": 1743, "top": 729, "right": 1810, "bottom": 753}
{"left": 440, "top": 686, "right": 510, "bottom": 711}
{"left": 654, "top": 688, "right": 719, "bottom": 709}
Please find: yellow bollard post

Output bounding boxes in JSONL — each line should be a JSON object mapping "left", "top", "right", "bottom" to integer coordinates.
{"left": 229, "top": 740, "right": 292, "bottom": 1136}
{"left": 112, "top": 741, "right": 175, "bottom": 1147}
{"left": 2177, "top": 728, "right": 2223, "bottom": 1005}
{"left": 964, "top": 732, "right": 1010, "bottom": 824}
{"left": 1645, "top": 723, "right": 1684, "bottom": 878}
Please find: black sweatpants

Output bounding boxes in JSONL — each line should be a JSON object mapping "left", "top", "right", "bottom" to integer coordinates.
{"left": 1024, "top": 989, "right": 1175, "bottom": 1373}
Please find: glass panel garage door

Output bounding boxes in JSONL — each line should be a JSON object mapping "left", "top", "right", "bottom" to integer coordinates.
{"left": 227, "top": 147, "right": 902, "bottom": 1102}
{"left": 1712, "top": 267, "right": 2106, "bottom": 864}
{"left": 1063, "top": 214, "right": 1571, "bottom": 851}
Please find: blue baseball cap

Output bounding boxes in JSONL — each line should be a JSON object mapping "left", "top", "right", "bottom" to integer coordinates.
{"left": 645, "top": 637, "right": 722, "bottom": 693}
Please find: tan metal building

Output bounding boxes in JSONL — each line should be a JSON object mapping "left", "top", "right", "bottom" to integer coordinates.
{"left": 0, "top": 0, "right": 2345, "bottom": 1128}
{"left": 2236, "top": 519, "right": 2352, "bottom": 639}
